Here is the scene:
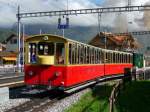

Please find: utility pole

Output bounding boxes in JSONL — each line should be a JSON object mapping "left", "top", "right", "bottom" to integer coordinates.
{"left": 128, "top": 0, "right": 131, "bottom": 6}
{"left": 22, "top": 24, "right": 25, "bottom": 69}
{"left": 98, "top": 12, "right": 102, "bottom": 36}
{"left": 57, "top": 0, "right": 70, "bottom": 37}
{"left": 17, "top": 5, "right": 21, "bottom": 72}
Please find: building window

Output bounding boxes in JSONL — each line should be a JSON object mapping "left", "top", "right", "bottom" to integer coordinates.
{"left": 10, "top": 39, "right": 17, "bottom": 44}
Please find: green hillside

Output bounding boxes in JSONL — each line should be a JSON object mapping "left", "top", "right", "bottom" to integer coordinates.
{"left": 0, "top": 29, "right": 15, "bottom": 43}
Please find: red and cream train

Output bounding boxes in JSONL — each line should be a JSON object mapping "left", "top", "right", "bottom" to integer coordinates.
{"left": 24, "top": 34, "right": 133, "bottom": 92}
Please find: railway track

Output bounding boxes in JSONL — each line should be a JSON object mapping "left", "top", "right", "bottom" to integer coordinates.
{"left": 0, "top": 75, "right": 24, "bottom": 85}
{"left": 2, "top": 75, "right": 128, "bottom": 112}
{"left": 5, "top": 87, "right": 67, "bottom": 112}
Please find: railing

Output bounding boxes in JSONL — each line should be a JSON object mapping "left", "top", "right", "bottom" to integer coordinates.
{"left": 109, "top": 80, "right": 122, "bottom": 112}
{"left": 109, "top": 67, "right": 150, "bottom": 112}
{"left": 136, "top": 67, "right": 150, "bottom": 80}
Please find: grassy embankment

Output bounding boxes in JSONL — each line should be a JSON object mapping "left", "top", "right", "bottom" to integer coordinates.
{"left": 115, "top": 81, "right": 150, "bottom": 112}
{"left": 65, "top": 82, "right": 115, "bottom": 112}
{"left": 65, "top": 81, "right": 150, "bottom": 112}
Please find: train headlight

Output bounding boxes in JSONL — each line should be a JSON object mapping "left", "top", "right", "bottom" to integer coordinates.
{"left": 54, "top": 72, "right": 60, "bottom": 77}
{"left": 61, "top": 82, "right": 64, "bottom": 85}
{"left": 29, "top": 71, "right": 34, "bottom": 76}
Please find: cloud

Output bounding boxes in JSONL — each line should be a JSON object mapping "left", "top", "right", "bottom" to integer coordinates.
{"left": 0, "top": 0, "right": 149, "bottom": 31}
{"left": 0, "top": 0, "right": 98, "bottom": 27}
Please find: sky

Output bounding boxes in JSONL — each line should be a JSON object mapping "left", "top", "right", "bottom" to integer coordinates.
{"left": 0, "top": 0, "right": 150, "bottom": 32}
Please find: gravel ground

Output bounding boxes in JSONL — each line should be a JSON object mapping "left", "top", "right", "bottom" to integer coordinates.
{"left": 45, "top": 88, "right": 91, "bottom": 112}
{"left": 0, "top": 98, "right": 30, "bottom": 112}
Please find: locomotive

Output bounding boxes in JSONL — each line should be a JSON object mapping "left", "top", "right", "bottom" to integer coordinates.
{"left": 24, "top": 34, "right": 141, "bottom": 92}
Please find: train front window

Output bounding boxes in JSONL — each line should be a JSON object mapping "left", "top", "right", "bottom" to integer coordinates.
{"left": 38, "top": 42, "right": 54, "bottom": 55}
{"left": 28, "top": 43, "right": 37, "bottom": 64}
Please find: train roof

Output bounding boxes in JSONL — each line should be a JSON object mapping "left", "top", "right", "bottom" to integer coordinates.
{"left": 26, "top": 34, "right": 132, "bottom": 55}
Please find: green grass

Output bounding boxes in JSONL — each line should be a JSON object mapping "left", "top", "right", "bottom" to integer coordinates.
{"left": 65, "top": 83, "right": 114, "bottom": 112}
{"left": 115, "top": 81, "right": 150, "bottom": 112}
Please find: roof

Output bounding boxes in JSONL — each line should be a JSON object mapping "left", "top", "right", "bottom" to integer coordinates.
{"left": 2, "top": 57, "right": 16, "bottom": 61}
{"left": 89, "top": 32, "right": 141, "bottom": 49}
{"left": 3, "top": 33, "right": 29, "bottom": 44}
{"left": 0, "top": 51, "right": 17, "bottom": 57}
{"left": 0, "top": 43, "right": 6, "bottom": 48}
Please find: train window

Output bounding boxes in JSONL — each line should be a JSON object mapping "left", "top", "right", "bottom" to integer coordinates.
{"left": 107, "top": 52, "right": 110, "bottom": 63}
{"left": 78, "top": 45, "right": 80, "bottom": 64}
{"left": 69, "top": 44, "right": 72, "bottom": 64}
{"left": 120, "top": 54, "right": 122, "bottom": 63}
{"left": 56, "top": 43, "right": 65, "bottom": 64}
{"left": 127, "top": 54, "right": 130, "bottom": 63}
{"left": 98, "top": 50, "right": 100, "bottom": 64}
{"left": 127, "top": 54, "right": 129, "bottom": 63}
{"left": 128, "top": 54, "right": 130, "bottom": 63}
{"left": 122, "top": 54, "right": 123, "bottom": 63}
{"left": 79, "top": 45, "right": 83, "bottom": 64}
{"left": 125, "top": 54, "right": 127, "bottom": 63}
{"left": 72, "top": 44, "right": 75, "bottom": 64}
{"left": 115, "top": 53, "right": 117, "bottom": 63}
{"left": 76, "top": 44, "right": 79, "bottom": 64}
{"left": 93, "top": 49, "right": 95, "bottom": 64}
{"left": 95, "top": 49, "right": 97, "bottom": 64}
{"left": 90, "top": 48, "right": 92, "bottom": 64}
{"left": 92, "top": 48, "right": 94, "bottom": 64}
{"left": 91, "top": 48, "right": 94, "bottom": 64}
{"left": 108, "top": 52, "right": 110, "bottom": 63}
{"left": 97, "top": 49, "right": 100, "bottom": 64}
{"left": 111, "top": 53, "right": 113, "bottom": 63}
{"left": 123, "top": 54, "right": 125, "bottom": 63}
{"left": 130, "top": 55, "right": 132, "bottom": 63}
{"left": 118, "top": 54, "right": 120, "bottom": 63}
{"left": 110, "top": 53, "right": 112, "bottom": 63}
{"left": 97, "top": 49, "right": 99, "bottom": 64}
{"left": 28, "top": 43, "right": 37, "bottom": 64}
{"left": 116, "top": 53, "right": 118, "bottom": 63}
{"left": 122, "top": 54, "right": 124, "bottom": 63}
{"left": 38, "top": 42, "right": 54, "bottom": 55}
{"left": 131, "top": 55, "right": 133, "bottom": 63}
{"left": 124, "top": 54, "right": 126, "bottom": 63}
{"left": 119, "top": 54, "right": 121, "bottom": 63}
{"left": 101, "top": 50, "right": 104, "bottom": 63}
{"left": 113, "top": 53, "right": 115, "bottom": 63}
{"left": 84, "top": 46, "right": 86, "bottom": 64}
{"left": 87, "top": 47, "right": 90, "bottom": 64}
{"left": 109, "top": 52, "right": 112, "bottom": 63}
{"left": 75, "top": 44, "right": 77, "bottom": 64}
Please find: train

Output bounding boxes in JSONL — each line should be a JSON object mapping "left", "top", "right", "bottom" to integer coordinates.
{"left": 24, "top": 34, "right": 143, "bottom": 92}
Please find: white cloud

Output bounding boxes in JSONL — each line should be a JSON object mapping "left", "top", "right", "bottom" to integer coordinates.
{"left": 0, "top": 0, "right": 149, "bottom": 31}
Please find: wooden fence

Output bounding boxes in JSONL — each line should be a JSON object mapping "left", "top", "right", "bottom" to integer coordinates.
{"left": 109, "top": 67, "right": 150, "bottom": 112}
{"left": 109, "top": 80, "right": 122, "bottom": 112}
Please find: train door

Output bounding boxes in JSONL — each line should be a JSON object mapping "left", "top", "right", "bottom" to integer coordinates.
{"left": 28, "top": 43, "right": 37, "bottom": 64}
{"left": 55, "top": 43, "right": 65, "bottom": 65}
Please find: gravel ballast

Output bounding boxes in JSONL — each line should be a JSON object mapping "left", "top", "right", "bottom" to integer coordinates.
{"left": 0, "top": 99, "right": 30, "bottom": 112}
{"left": 45, "top": 89, "right": 91, "bottom": 112}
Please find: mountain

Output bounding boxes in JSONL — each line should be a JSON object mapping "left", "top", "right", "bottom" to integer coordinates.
{"left": 21, "top": 24, "right": 112, "bottom": 43}
{"left": 0, "top": 24, "right": 111, "bottom": 43}
{"left": 0, "top": 24, "right": 149, "bottom": 53}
